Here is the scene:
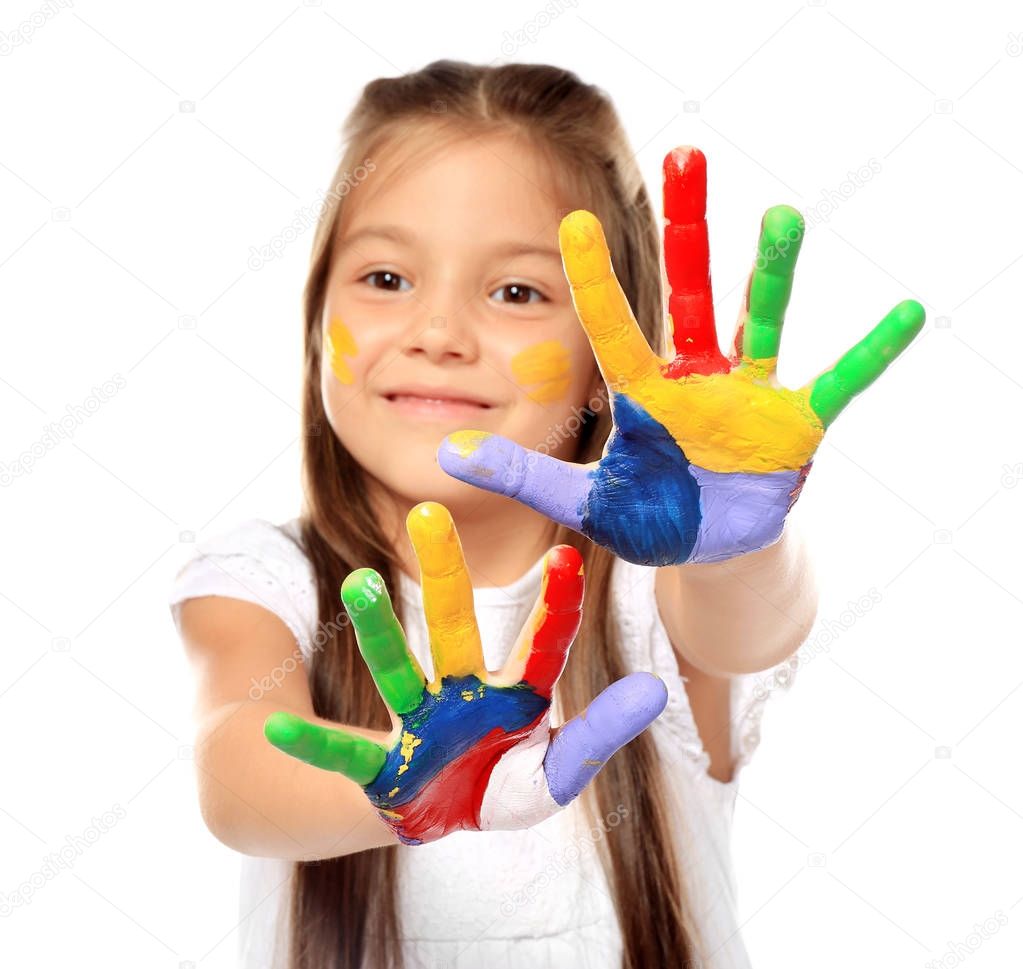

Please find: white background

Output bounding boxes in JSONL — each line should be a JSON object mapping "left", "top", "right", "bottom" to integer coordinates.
{"left": 1, "top": 0, "right": 1021, "bottom": 966}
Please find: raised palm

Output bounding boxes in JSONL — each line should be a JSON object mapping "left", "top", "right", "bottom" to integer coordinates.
{"left": 438, "top": 147, "right": 925, "bottom": 566}
{"left": 264, "top": 501, "right": 666, "bottom": 845}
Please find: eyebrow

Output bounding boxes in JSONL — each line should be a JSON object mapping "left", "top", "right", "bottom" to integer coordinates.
{"left": 340, "top": 224, "right": 415, "bottom": 249}
{"left": 339, "top": 224, "right": 562, "bottom": 262}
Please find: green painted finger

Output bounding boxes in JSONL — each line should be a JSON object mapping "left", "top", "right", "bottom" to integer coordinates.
{"left": 341, "top": 568, "right": 425, "bottom": 715}
{"left": 744, "top": 205, "right": 806, "bottom": 362}
{"left": 264, "top": 711, "right": 387, "bottom": 784}
{"left": 808, "top": 299, "right": 926, "bottom": 427}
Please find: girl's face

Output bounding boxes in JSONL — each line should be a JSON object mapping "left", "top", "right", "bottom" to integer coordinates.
{"left": 320, "top": 130, "right": 602, "bottom": 512}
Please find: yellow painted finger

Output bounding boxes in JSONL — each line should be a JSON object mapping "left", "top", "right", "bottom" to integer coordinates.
{"left": 558, "top": 210, "right": 664, "bottom": 391}
{"left": 405, "top": 502, "right": 486, "bottom": 688}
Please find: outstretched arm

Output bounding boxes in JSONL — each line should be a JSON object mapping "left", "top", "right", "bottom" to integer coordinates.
{"left": 178, "top": 594, "right": 400, "bottom": 860}
{"left": 656, "top": 523, "right": 818, "bottom": 678}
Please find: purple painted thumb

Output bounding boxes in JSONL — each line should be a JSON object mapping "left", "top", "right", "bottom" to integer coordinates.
{"left": 542, "top": 671, "right": 669, "bottom": 806}
{"left": 437, "top": 431, "right": 590, "bottom": 531}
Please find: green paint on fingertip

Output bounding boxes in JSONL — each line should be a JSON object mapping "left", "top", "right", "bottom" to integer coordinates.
{"left": 747, "top": 205, "right": 805, "bottom": 361}
{"left": 340, "top": 568, "right": 383, "bottom": 613}
{"left": 340, "top": 567, "right": 426, "bottom": 715}
{"left": 809, "top": 299, "right": 926, "bottom": 427}
{"left": 265, "top": 710, "right": 387, "bottom": 783}
{"left": 264, "top": 711, "right": 302, "bottom": 745}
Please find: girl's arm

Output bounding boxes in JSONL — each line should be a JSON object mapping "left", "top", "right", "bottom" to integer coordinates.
{"left": 654, "top": 523, "right": 818, "bottom": 678}
{"left": 179, "top": 595, "right": 400, "bottom": 860}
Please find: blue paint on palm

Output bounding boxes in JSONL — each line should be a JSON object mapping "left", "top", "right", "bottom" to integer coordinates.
{"left": 363, "top": 674, "right": 548, "bottom": 809}
{"left": 581, "top": 394, "right": 702, "bottom": 566}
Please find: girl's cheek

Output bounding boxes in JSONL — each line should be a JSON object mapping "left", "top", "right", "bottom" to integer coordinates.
{"left": 509, "top": 339, "right": 572, "bottom": 405}
{"left": 326, "top": 315, "right": 359, "bottom": 385}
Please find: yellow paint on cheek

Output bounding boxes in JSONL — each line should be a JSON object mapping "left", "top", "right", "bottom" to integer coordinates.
{"left": 511, "top": 340, "right": 572, "bottom": 404}
{"left": 326, "top": 316, "right": 358, "bottom": 384}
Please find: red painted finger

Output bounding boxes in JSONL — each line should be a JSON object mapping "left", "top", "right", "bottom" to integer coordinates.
{"left": 516, "top": 545, "right": 585, "bottom": 700}
{"left": 663, "top": 147, "right": 730, "bottom": 377}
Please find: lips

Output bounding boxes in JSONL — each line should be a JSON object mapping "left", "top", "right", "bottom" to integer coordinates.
{"left": 381, "top": 386, "right": 493, "bottom": 408}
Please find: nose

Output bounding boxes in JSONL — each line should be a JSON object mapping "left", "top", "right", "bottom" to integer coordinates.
{"left": 400, "top": 298, "right": 480, "bottom": 366}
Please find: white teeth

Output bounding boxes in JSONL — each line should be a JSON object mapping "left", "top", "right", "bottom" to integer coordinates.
{"left": 391, "top": 394, "right": 484, "bottom": 407}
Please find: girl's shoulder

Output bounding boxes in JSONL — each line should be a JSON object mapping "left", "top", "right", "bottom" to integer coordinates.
{"left": 168, "top": 516, "right": 318, "bottom": 657}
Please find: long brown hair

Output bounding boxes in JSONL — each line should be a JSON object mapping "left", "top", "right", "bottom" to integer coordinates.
{"left": 291, "top": 60, "right": 699, "bottom": 969}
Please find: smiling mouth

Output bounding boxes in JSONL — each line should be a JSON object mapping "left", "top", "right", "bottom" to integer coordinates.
{"left": 383, "top": 393, "right": 493, "bottom": 409}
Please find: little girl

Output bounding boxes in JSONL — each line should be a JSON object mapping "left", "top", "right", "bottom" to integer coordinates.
{"left": 170, "top": 60, "right": 923, "bottom": 969}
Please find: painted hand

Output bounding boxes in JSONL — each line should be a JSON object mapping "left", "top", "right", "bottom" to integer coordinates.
{"left": 437, "top": 147, "right": 926, "bottom": 567}
{"left": 263, "top": 502, "right": 667, "bottom": 845}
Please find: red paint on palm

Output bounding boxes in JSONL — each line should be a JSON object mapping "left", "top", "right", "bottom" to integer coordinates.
{"left": 663, "top": 147, "right": 730, "bottom": 377}
{"left": 787, "top": 459, "right": 813, "bottom": 512}
{"left": 384, "top": 713, "right": 548, "bottom": 843}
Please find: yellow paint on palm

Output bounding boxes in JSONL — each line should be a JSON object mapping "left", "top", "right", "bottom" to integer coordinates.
{"left": 625, "top": 363, "right": 824, "bottom": 473}
{"left": 406, "top": 502, "right": 487, "bottom": 690}
{"left": 511, "top": 340, "right": 572, "bottom": 404}
{"left": 327, "top": 316, "right": 358, "bottom": 384}
{"left": 399, "top": 731, "right": 421, "bottom": 765}
{"left": 391, "top": 731, "right": 422, "bottom": 788}
{"left": 739, "top": 354, "right": 777, "bottom": 382}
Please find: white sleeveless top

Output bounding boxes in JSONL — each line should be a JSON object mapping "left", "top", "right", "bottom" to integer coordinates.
{"left": 168, "top": 518, "right": 797, "bottom": 968}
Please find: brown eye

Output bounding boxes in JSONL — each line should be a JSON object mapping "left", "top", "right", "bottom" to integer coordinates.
{"left": 363, "top": 271, "right": 411, "bottom": 292}
{"left": 491, "top": 283, "right": 545, "bottom": 305}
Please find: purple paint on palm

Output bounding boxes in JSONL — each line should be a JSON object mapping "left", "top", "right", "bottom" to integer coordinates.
{"left": 687, "top": 466, "right": 802, "bottom": 564}
{"left": 542, "top": 672, "right": 668, "bottom": 806}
